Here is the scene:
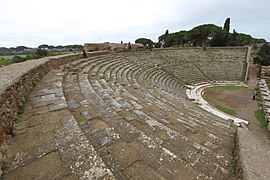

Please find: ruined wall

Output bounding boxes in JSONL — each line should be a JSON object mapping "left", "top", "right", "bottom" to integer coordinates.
{"left": 0, "top": 59, "right": 51, "bottom": 141}
{"left": 49, "top": 51, "right": 110, "bottom": 69}
{"left": 84, "top": 43, "right": 144, "bottom": 52}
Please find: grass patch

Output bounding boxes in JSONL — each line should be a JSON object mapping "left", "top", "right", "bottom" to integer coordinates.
{"left": 203, "top": 93, "right": 222, "bottom": 101}
{"left": 267, "top": 82, "right": 270, "bottom": 90}
{"left": 14, "top": 92, "right": 31, "bottom": 123}
{"left": 0, "top": 54, "right": 28, "bottom": 66}
{"left": 255, "top": 109, "right": 268, "bottom": 128}
{"left": 231, "top": 152, "right": 238, "bottom": 175}
{"left": 214, "top": 104, "right": 236, "bottom": 116}
{"left": 0, "top": 58, "right": 13, "bottom": 66}
{"left": 207, "top": 86, "right": 247, "bottom": 91}
{"left": 0, "top": 54, "right": 27, "bottom": 59}
{"left": 0, "top": 52, "right": 78, "bottom": 67}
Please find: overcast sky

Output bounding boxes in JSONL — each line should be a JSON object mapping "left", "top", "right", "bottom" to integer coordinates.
{"left": 0, "top": 0, "right": 269, "bottom": 47}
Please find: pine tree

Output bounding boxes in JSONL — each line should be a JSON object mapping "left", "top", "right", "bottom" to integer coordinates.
{"left": 223, "top": 18, "right": 230, "bottom": 33}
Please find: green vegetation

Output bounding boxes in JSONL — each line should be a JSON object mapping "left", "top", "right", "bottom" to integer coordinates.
{"left": 136, "top": 18, "right": 266, "bottom": 49}
{"left": 254, "top": 43, "right": 270, "bottom": 66}
{"left": 157, "top": 18, "right": 266, "bottom": 48}
{"left": 223, "top": 18, "right": 230, "bottom": 33}
{"left": 208, "top": 86, "right": 247, "bottom": 91}
{"left": 0, "top": 54, "right": 28, "bottom": 66}
{"left": 15, "top": 93, "right": 31, "bottom": 123}
{"left": 0, "top": 50, "right": 78, "bottom": 67}
{"left": 203, "top": 92, "right": 236, "bottom": 116}
{"left": 0, "top": 54, "right": 27, "bottom": 59}
{"left": 215, "top": 104, "right": 236, "bottom": 116}
{"left": 0, "top": 57, "right": 13, "bottom": 66}
{"left": 255, "top": 108, "right": 268, "bottom": 128}
{"left": 231, "top": 134, "right": 239, "bottom": 176}
{"left": 231, "top": 150, "right": 238, "bottom": 175}
{"left": 267, "top": 82, "right": 270, "bottom": 90}
{"left": 0, "top": 44, "right": 83, "bottom": 55}
{"left": 135, "top": 38, "right": 154, "bottom": 47}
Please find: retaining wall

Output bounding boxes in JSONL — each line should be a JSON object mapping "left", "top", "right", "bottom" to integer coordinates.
{"left": 154, "top": 47, "right": 249, "bottom": 82}
{"left": 0, "top": 59, "right": 51, "bottom": 142}
{"left": 258, "top": 79, "right": 270, "bottom": 131}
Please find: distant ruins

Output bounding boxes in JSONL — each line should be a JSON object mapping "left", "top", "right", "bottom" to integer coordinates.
{"left": 84, "top": 42, "right": 144, "bottom": 52}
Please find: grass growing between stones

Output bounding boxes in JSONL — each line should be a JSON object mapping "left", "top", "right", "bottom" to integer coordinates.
{"left": 255, "top": 108, "right": 268, "bottom": 128}
{"left": 214, "top": 104, "right": 236, "bottom": 116}
{"left": 203, "top": 95, "right": 236, "bottom": 116}
{"left": 207, "top": 86, "right": 247, "bottom": 91}
{"left": 15, "top": 93, "right": 31, "bottom": 123}
{"left": 267, "top": 82, "right": 270, "bottom": 90}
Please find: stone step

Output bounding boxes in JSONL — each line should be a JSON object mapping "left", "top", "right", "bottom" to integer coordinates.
{"left": 49, "top": 53, "right": 237, "bottom": 179}
{"left": 66, "top": 72, "right": 185, "bottom": 178}
{"left": 4, "top": 69, "right": 114, "bottom": 179}
{"left": 55, "top": 115, "right": 115, "bottom": 179}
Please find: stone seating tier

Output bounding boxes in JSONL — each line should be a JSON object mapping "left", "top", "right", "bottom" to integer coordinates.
{"left": 1, "top": 48, "right": 249, "bottom": 179}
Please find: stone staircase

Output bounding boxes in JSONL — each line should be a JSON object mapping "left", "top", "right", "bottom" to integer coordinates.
{"left": 3, "top": 52, "right": 237, "bottom": 179}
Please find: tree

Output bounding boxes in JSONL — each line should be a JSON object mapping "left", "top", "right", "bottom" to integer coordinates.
{"left": 223, "top": 18, "right": 230, "bottom": 33}
{"left": 38, "top": 44, "right": 49, "bottom": 49}
{"left": 48, "top": 45, "right": 55, "bottom": 49}
{"left": 189, "top": 24, "right": 222, "bottom": 46}
{"left": 210, "top": 30, "right": 228, "bottom": 46}
{"left": 135, "top": 38, "right": 154, "bottom": 48}
{"left": 36, "top": 49, "right": 49, "bottom": 58}
{"left": 256, "top": 43, "right": 270, "bottom": 65}
{"left": 258, "top": 43, "right": 270, "bottom": 57}
{"left": 157, "top": 21, "right": 266, "bottom": 48}
{"left": 15, "top": 46, "right": 28, "bottom": 52}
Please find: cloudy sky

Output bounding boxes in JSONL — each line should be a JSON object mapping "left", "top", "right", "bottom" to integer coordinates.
{"left": 0, "top": 0, "right": 269, "bottom": 47}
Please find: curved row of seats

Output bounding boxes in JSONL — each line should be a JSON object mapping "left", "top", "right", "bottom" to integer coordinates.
{"left": 4, "top": 51, "right": 237, "bottom": 179}
{"left": 60, "top": 52, "right": 236, "bottom": 179}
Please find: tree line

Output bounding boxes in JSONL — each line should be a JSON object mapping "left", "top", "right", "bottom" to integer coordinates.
{"left": 255, "top": 43, "right": 270, "bottom": 66}
{"left": 0, "top": 44, "right": 83, "bottom": 55}
{"left": 135, "top": 18, "right": 267, "bottom": 48}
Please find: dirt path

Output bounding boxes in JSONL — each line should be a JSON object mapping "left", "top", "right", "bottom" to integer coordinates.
{"left": 245, "top": 64, "right": 270, "bottom": 145}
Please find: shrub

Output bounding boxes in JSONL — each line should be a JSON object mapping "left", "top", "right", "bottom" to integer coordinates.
{"left": 36, "top": 49, "right": 49, "bottom": 58}
{"left": 12, "top": 55, "right": 27, "bottom": 63}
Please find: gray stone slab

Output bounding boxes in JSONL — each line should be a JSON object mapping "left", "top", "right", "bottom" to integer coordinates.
{"left": 55, "top": 116, "right": 115, "bottom": 179}
{"left": 6, "top": 140, "right": 57, "bottom": 172}
{"left": 32, "top": 94, "right": 57, "bottom": 108}
{"left": 80, "top": 111, "right": 92, "bottom": 121}
{"left": 32, "top": 100, "right": 53, "bottom": 108}
{"left": 92, "top": 129, "right": 112, "bottom": 148}
{"left": 35, "top": 88, "right": 63, "bottom": 97}
{"left": 123, "top": 114, "right": 136, "bottom": 122}
{"left": 49, "top": 101, "right": 68, "bottom": 111}
{"left": 67, "top": 99, "right": 81, "bottom": 109}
